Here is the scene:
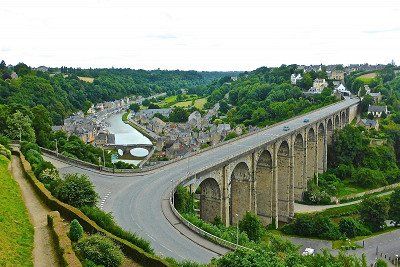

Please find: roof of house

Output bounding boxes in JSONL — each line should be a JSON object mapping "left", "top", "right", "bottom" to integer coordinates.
{"left": 361, "top": 119, "right": 378, "bottom": 127}
{"left": 368, "top": 105, "right": 387, "bottom": 113}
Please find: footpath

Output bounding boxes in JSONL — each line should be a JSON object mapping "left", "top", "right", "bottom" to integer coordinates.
{"left": 11, "top": 155, "right": 61, "bottom": 267}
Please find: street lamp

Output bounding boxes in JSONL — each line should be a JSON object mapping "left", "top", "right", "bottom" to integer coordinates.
{"left": 18, "top": 127, "right": 22, "bottom": 142}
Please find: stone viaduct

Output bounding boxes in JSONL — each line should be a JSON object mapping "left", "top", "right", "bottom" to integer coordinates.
{"left": 183, "top": 104, "right": 358, "bottom": 227}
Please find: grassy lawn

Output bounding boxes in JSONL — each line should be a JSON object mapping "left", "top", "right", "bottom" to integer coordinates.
{"left": 152, "top": 94, "right": 208, "bottom": 110}
{"left": 173, "top": 97, "right": 207, "bottom": 109}
{"left": 0, "top": 155, "right": 34, "bottom": 266}
{"left": 77, "top": 76, "right": 94, "bottom": 83}
{"left": 356, "top": 72, "right": 377, "bottom": 84}
{"left": 336, "top": 181, "right": 365, "bottom": 197}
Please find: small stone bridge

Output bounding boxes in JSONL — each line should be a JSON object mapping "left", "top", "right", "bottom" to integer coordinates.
{"left": 180, "top": 99, "right": 359, "bottom": 227}
{"left": 104, "top": 143, "right": 153, "bottom": 156}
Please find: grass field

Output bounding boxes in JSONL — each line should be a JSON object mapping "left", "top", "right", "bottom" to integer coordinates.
{"left": 0, "top": 155, "right": 34, "bottom": 266}
{"left": 173, "top": 97, "right": 207, "bottom": 109}
{"left": 356, "top": 72, "right": 377, "bottom": 84}
{"left": 77, "top": 76, "right": 95, "bottom": 83}
{"left": 154, "top": 94, "right": 208, "bottom": 110}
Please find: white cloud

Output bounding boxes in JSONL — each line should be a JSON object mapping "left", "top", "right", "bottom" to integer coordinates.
{"left": 0, "top": 0, "right": 399, "bottom": 70}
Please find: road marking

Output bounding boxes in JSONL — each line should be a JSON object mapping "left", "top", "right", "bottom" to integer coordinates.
{"left": 99, "top": 190, "right": 111, "bottom": 209}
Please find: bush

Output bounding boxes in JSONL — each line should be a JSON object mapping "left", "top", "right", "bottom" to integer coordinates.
{"left": 282, "top": 214, "right": 342, "bottom": 240}
{"left": 38, "top": 168, "right": 61, "bottom": 193}
{"left": 80, "top": 206, "right": 154, "bottom": 254}
{"left": 54, "top": 173, "right": 99, "bottom": 208}
{"left": 174, "top": 185, "right": 194, "bottom": 214}
{"left": 25, "top": 149, "right": 44, "bottom": 166}
{"left": 183, "top": 213, "right": 250, "bottom": 246}
{"left": 0, "top": 135, "right": 10, "bottom": 149}
{"left": 20, "top": 141, "right": 40, "bottom": 155}
{"left": 338, "top": 217, "right": 371, "bottom": 238}
{"left": 351, "top": 167, "right": 387, "bottom": 189}
{"left": 360, "top": 197, "right": 389, "bottom": 232}
{"left": 238, "top": 212, "right": 265, "bottom": 242}
{"left": 69, "top": 219, "right": 84, "bottom": 242}
{"left": 389, "top": 189, "right": 400, "bottom": 226}
{"left": 74, "top": 234, "right": 124, "bottom": 267}
{"left": 0, "top": 144, "right": 11, "bottom": 159}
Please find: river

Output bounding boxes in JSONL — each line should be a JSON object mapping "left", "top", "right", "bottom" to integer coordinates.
{"left": 104, "top": 112, "right": 152, "bottom": 165}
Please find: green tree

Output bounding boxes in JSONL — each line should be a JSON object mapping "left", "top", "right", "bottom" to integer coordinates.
{"left": 174, "top": 185, "right": 194, "bottom": 214}
{"left": 83, "top": 100, "right": 92, "bottom": 114}
{"left": 169, "top": 107, "right": 189, "bottom": 123}
{"left": 69, "top": 219, "right": 83, "bottom": 242}
{"left": 55, "top": 173, "right": 99, "bottom": 208}
{"left": 129, "top": 103, "right": 140, "bottom": 112}
{"left": 74, "top": 234, "right": 124, "bottom": 267}
{"left": 389, "top": 189, "right": 400, "bottom": 225}
{"left": 359, "top": 197, "right": 389, "bottom": 231}
{"left": 338, "top": 217, "right": 370, "bottom": 238}
{"left": 6, "top": 111, "right": 36, "bottom": 142}
{"left": 31, "top": 105, "right": 52, "bottom": 147}
{"left": 13, "top": 62, "right": 31, "bottom": 76}
{"left": 238, "top": 212, "right": 264, "bottom": 242}
{"left": 360, "top": 94, "right": 373, "bottom": 113}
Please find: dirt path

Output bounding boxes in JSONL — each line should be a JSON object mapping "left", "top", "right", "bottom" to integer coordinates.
{"left": 10, "top": 155, "right": 61, "bottom": 267}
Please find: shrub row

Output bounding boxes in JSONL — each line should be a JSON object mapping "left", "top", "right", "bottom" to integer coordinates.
{"left": 282, "top": 213, "right": 371, "bottom": 240}
{"left": 14, "top": 149, "right": 169, "bottom": 267}
{"left": 47, "top": 211, "right": 82, "bottom": 267}
{"left": 183, "top": 213, "right": 251, "bottom": 246}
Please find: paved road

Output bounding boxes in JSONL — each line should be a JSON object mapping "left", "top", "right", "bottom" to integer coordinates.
{"left": 44, "top": 98, "right": 360, "bottom": 263}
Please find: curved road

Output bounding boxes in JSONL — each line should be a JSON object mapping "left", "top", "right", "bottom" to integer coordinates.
{"left": 44, "top": 97, "right": 359, "bottom": 263}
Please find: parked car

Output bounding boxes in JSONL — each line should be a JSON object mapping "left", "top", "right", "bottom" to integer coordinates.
{"left": 283, "top": 126, "right": 290, "bottom": 131}
{"left": 303, "top": 118, "right": 310, "bottom": 123}
{"left": 302, "top": 247, "right": 315, "bottom": 256}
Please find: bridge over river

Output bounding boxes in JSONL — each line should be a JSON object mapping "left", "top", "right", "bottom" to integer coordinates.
{"left": 43, "top": 97, "right": 360, "bottom": 263}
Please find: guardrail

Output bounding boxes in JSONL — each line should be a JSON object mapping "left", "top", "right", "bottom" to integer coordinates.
{"left": 169, "top": 187, "right": 250, "bottom": 252}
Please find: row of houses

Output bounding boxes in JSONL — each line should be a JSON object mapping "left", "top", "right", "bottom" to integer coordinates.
{"left": 133, "top": 104, "right": 244, "bottom": 159}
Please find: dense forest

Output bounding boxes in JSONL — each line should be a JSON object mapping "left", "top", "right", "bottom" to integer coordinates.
{"left": 0, "top": 60, "right": 233, "bottom": 166}
{"left": 0, "top": 61, "right": 234, "bottom": 125}
{"left": 195, "top": 65, "right": 336, "bottom": 127}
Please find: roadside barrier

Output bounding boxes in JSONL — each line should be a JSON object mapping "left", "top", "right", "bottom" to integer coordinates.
{"left": 13, "top": 149, "right": 169, "bottom": 267}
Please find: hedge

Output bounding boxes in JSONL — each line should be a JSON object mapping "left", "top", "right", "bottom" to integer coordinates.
{"left": 13, "top": 149, "right": 169, "bottom": 267}
{"left": 47, "top": 211, "right": 82, "bottom": 267}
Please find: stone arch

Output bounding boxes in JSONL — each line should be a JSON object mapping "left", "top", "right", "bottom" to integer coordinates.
{"left": 317, "top": 123, "right": 325, "bottom": 173}
{"left": 306, "top": 128, "right": 317, "bottom": 182}
{"left": 230, "top": 162, "right": 251, "bottom": 225}
{"left": 255, "top": 150, "right": 274, "bottom": 225}
{"left": 199, "top": 178, "right": 221, "bottom": 223}
{"left": 341, "top": 112, "right": 347, "bottom": 127}
{"left": 277, "top": 140, "right": 291, "bottom": 222}
{"left": 326, "top": 118, "right": 334, "bottom": 145}
{"left": 335, "top": 114, "right": 340, "bottom": 130}
{"left": 293, "top": 133, "right": 305, "bottom": 201}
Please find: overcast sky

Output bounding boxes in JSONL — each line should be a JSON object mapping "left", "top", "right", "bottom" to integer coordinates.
{"left": 1, "top": 0, "right": 399, "bottom": 71}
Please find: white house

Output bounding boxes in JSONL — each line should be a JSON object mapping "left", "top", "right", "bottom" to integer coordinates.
{"left": 290, "top": 74, "right": 302, "bottom": 85}
{"left": 368, "top": 105, "right": 388, "bottom": 118}
{"left": 334, "top": 84, "right": 351, "bottom": 97}
{"left": 313, "top": 78, "right": 329, "bottom": 91}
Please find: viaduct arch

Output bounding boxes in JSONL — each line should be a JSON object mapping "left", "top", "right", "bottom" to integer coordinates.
{"left": 188, "top": 104, "right": 358, "bottom": 228}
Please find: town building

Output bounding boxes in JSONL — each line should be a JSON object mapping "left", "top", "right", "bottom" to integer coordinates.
{"left": 290, "top": 74, "right": 302, "bottom": 85}
{"left": 368, "top": 105, "right": 388, "bottom": 118}
{"left": 359, "top": 119, "right": 379, "bottom": 130}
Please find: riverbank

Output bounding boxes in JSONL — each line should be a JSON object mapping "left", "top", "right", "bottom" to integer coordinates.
{"left": 122, "top": 111, "right": 157, "bottom": 144}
